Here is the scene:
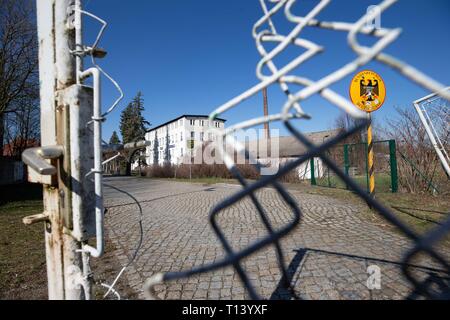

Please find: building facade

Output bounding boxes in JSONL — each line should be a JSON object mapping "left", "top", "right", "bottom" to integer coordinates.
{"left": 145, "top": 115, "right": 226, "bottom": 166}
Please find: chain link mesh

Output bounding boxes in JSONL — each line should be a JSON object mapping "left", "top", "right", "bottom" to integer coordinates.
{"left": 139, "top": 0, "right": 450, "bottom": 300}
{"left": 415, "top": 88, "right": 450, "bottom": 178}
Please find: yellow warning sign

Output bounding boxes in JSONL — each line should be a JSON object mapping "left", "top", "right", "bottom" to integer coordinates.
{"left": 349, "top": 70, "right": 386, "bottom": 113}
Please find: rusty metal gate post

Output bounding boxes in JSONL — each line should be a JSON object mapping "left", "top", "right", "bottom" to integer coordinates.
{"left": 22, "top": 0, "right": 96, "bottom": 299}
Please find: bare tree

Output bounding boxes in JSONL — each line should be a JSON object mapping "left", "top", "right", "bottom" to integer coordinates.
{"left": 424, "top": 98, "right": 450, "bottom": 152}
{"left": 334, "top": 112, "right": 365, "bottom": 143}
{"left": 334, "top": 112, "right": 384, "bottom": 142}
{"left": 0, "top": 0, "right": 39, "bottom": 155}
{"left": 4, "top": 95, "right": 39, "bottom": 157}
{"left": 384, "top": 106, "right": 446, "bottom": 194}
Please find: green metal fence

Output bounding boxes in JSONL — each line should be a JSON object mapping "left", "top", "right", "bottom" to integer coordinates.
{"left": 310, "top": 140, "right": 398, "bottom": 193}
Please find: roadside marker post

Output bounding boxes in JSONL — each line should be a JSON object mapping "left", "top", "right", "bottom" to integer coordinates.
{"left": 350, "top": 70, "right": 386, "bottom": 198}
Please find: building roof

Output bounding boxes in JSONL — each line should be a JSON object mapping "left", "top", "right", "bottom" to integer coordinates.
{"left": 246, "top": 129, "right": 343, "bottom": 158}
{"left": 147, "top": 115, "right": 227, "bottom": 133}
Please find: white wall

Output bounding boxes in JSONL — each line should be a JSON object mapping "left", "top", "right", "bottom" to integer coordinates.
{"left": 258, "top": 157, "right": 325, "bottom": 180}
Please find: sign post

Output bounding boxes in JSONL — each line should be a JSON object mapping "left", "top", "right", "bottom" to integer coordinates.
{"left": 350, "top": 70, "right": 386, "bottom": 197}
{"left": 367, "top": 114, "right": 375, "bottom": 197}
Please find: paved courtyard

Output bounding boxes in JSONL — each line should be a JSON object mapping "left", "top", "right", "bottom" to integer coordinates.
{"left": 102, "top": 177, "right": 449, "bottom": 300}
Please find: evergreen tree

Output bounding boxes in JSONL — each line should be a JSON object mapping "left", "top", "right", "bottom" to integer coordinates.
{"left": 153, "top": 131, "right": 159, "bottom": 165}
{"left": 109, "top": 131, "right": 121, "bottom": 145}
{"left": 119, "top": 92, "right": 150, "bottom": 144}
{"left": 164, "top": 128, "right": 171, "bottom": 165}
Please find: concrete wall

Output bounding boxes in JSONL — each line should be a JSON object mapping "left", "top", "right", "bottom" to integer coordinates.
{"left": 258, "top": 157, "right": 325, "bottom": 180}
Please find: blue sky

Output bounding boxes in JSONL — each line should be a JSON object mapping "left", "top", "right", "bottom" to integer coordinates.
{"left": 80, "top": 0, "right": 450, "bottom": 141}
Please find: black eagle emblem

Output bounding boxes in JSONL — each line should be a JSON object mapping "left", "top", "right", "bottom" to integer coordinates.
{"left": 360, "top": 76, "right": 379, "bottom": 102}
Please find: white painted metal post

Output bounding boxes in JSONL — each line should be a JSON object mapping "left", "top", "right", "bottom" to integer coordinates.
{"left": 79, "top": 68, "right": 104, "bottom": 258}
{"left": 75, "top": 0, "right": 83, "bottom": 83}
{"left": 413, "top": 88, "right": 450, "bottom": 178}
{"left": 35, "top": 0, "right": 93, "bottom": 300}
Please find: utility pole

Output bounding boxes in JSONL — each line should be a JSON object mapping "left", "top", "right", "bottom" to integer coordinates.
{"left": 22, "top": 0, "right": 97, "bottom": 299}
{"left": 263, "top": 88, "right": 270, "bottom": 139}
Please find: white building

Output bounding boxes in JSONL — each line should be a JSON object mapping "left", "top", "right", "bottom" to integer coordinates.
{"left": 247, "top": 129, "right": 343, "bottom": 178}
{"left": 145, "top": 115, "right": 226, "bottom": 166}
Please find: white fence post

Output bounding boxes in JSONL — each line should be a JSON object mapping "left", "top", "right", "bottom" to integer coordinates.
{"left": 33, "top": 0, "right": 95, "bottom": 300}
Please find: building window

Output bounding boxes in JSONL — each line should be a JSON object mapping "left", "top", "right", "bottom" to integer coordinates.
{"left": 190, "top": 119, "right": 195, "bottom": 126}
{"left": 191, "top": 132, "right": 195, "bottom": 139}
{"left": 200, "top": 132, "right": 204, "bottom": 141}
{"left": 181, "top": 148, "right": 184, "bottom": 156}
{"left": 215, "top": 121, "right": 220, "bottom": 128}
{"left": 180, "top": 133, "right": 183, "bottom": 141}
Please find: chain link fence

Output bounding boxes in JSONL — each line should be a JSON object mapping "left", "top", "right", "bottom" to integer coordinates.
{"left": 141, "top": 0, "right": 450, "bottom": 300}
{"left": 312, "top": 140, "right": 398, "bottom": 194}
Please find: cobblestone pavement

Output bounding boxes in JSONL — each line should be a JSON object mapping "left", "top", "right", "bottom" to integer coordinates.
{"left": 102, "top": 177, "right": 449, "bottom": 300}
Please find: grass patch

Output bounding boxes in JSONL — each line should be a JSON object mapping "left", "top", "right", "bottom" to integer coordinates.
{"left": 282, "top": 181, "right": 450, "bottom": 235}
{"left": 0, "top": 184, "right": 46, "bottom": 300}
{"left": 91, "top": 239, "right": 140, "bottom": 300}
{"left": 315, "top": 173, "right": 393, "bottom": 193}
{"left": 0, "top": 183, "right": 138, "bottom": 300}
